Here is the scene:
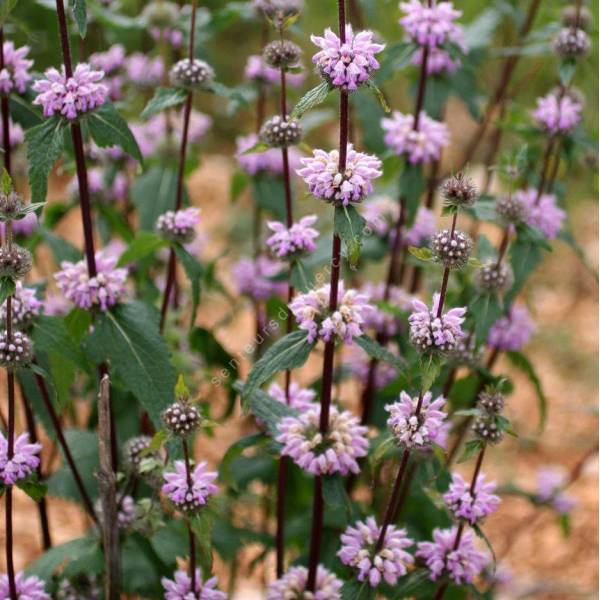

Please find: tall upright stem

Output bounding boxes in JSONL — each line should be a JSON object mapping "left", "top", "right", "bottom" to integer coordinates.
{"left": 182, "top": 438, "right": 197, "bottom": 596}
{"left": 306, "top": 3, "right": 347, "bottom": 590}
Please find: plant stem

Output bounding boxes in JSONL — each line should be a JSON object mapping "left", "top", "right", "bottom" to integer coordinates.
{"left": 182, "top": 438, "right": 197, "bottom": 596}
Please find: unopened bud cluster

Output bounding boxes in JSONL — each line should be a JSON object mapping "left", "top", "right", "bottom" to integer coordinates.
{"left": 553, "top": 27, "right": 590, "bottom": 58}
{"left": 473, "top": 389, "right": 506, "bottom": 444}
{"left": 440, "top": 173, "right": 478, "bottom": 208}
{"left": 170, "top": 58, "right": 214, "bottom": 89}
{"left": 0, "top": 245, "right": 32, "bottom": 279}
{"left": 0, "top": 191, "right": 25, "bottom": 220}
{"left": 561, "top": 6, "right": 592, "bottom": 30}
{"left": 476, "top": 262, "right": 512, "bottom": 294}
{"left": 495, "top": 195, "right": 528, "bottom": 224}
{"left": 124, "top": 436, "right": 155, "bottom": 472}
{"left": 263, "top": 40, "right": 302, "bottom": 69}
{"left": 0, "top": 330, "right": 33, "bottom": 368}
{"left": 260, "top": 115, "right": 302, "bottom": 148}
{"left": 162, "top": 400, "right": 201, "bottom": 436}
{"left": 431, "top": 229, "right": 472, "bottom": 269}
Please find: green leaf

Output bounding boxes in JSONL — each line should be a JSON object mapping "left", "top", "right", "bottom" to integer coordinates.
{"left": 173, "top": 244, "right": 204, "bottom": 327}
{"left": 32, "top": 315, "right": 88, "bottom": 368}
{"left": 16, "top": 477, "right": 47, "bottom": 502}
{"left": 190, "top": 508, "right": 216, "bottom": 572}
{"left": 341, "top": 580, "right": 372, "bottom": 600}
{"left": 26, "top": 537, "right": 97, "bottom": 582}
{"left": 420, "top": 353, "right": 442, "bottom": 392}
{"left": 559, "top": 58, "right": 576, "bottom": 87}
{"left": 240, "top": 140, "right": 271, "bottom": 155}
{"left": 219, "top": 432, "right": 267, "bottom": 490}
{"left": 506, "top": 351, "right": 547, "bottom": 431}
{"left": 230, "top": 170, "right": 249, "bottom": 202}
{"left": 189, "top": 327, "right": 239, "bottom": 386}
{"left": 458, "top": 439, "right": 484, "bottom": 464}
{"left": 408, "top": 246, "right": 433, "bottom": 261}
{"left": 366, "top": 79, "right": 390, "bottom": 113}
{"left": 559, "top": 513, "right": 571, "bottom": 536}
{"left": 241, "top": 330, "right": 315, "bottom": 400}
{"left": 86, "top": 103, "right": 142, "bottom": 163}
{"left": 251, "top": 172, "right": 286, "bottom": 220}
{"left": 142, "top": 429, "right": 169, "bottom": 456}
{"left": 468, "top": 293, "right": 503, "bottom": 345}
{"left": 387, "top": 569, "right": 432, "bottom": 598}
{"left": 38, "top": 227, "right": 82, "bottom": 264}
{"left": 0, "top": 0, "right": 18, "bottom": 26}
{"left": 141, "top": 87, "right": 188, "bottom": 119}
{"left": 0, "top": 167, "right": 11, "bottom": 194}
{"left": 84, "top": 301, "right": 177, "bottom": 426}
{"left": 118, "top": 231, "right": 167, "bottom": 266}
{"left": 291, "top": 81, "right": 332, "bottom": 119}
{"left": 0, "top": 276, "right": 15, "bottom": 305}
{"left": 25, "top": 116, "right": 65, "bottom": 204}
{"left": 322, "top": 474, "right": 352, "bottom": 516}
{"left": 334, "top": 205, "right": 366, "bottom": 269}
{"left": 473, "top": 523, "right": 497, "bottom": 575}
{"left": 354, "top": 334, "right": 404, "bottom": 371}
{"left": 69, "top": 0, "right": 87, "bottom": 37}
{"left": 243, "top": 387, "right": 297, "bottom": 436}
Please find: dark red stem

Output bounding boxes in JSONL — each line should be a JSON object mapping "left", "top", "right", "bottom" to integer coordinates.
{"left": 182, "top": 438, "right": 197, "bottom": 597}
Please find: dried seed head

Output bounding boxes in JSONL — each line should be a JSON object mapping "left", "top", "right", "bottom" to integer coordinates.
{"left": 0, "top": 245, "right": 32, "bottom": 279}
{"left": 263, "top": 40, "right": 302, "bottom": 69}
{"left": 553, "top": 27, "right": 590, "bottom": 58}
{"left": 473, "top": 415, "right": 504, "bottom": 444}
{"left": 162, "top": 401, "right": 201, "bottom": 436}
{"left": 170, "top": 58, "right": 214, "bottom": 89}
{"left": 260, "top": 115, "right": 302, "bottom": 148}
{"left": 142, "top": 1, "right": 179, "bottom": 27}
{"left": 255, "top": 0, "right": 303, "bottom": 19}
{"left": 475, "top": 262, "right": 513, "bottom": 294}
{"left": 477, "top": 390, "right": 505, "bottom": 415}
{"left": 440, "top": 172, "right": 478, "bottom": 208}
{"left": 124, "top": 436, "right": 154, "bottom": 471}
{"left": 431, "top": 229, "right": 473, "bottom": 269}
{"left": 0, "top": 191, "right": 25, "bottom": 220}
{"left": 561, "top": 6, "right": 592, "bottom": 30}
{"left": 0, "top": 330, "right": 33, "bottom": 369}
{"left": 495, "top": 195, "right": 529, "bottom": 224}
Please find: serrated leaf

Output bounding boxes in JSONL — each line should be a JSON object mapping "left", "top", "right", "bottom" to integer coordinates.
{"left": 243, "top": 387, "right": 297, "bottom": 436}
{"left": 420, "top": 353, "right": 442, "bottom": 392}
{"left": 25, "top": 116, "right": 65, "bottom": 204}
{"left": 141, "top": 87, "right": 188, "bottom": 119}
{"left": 458, "top": 439, "right": 484, "bottom": 464}
{"left": 354, "top": 334, "right": 404, "bottom": 371}
{"left": 291, "top": 81, "right": 332, "bottom": 119}
{"left": 117, "top": 231, "right": 167, "bottom": 266}
{"left": 69, "top": 0, "right": 87, "bottom": 37}
{"left": 366, "top": 79, "right": 390, "bottom": 113}
{"left": 334, "top": 205, "right": 366, "bottom": 269}
{"left": 408, "top": 246, "right": 434, "bottom": 261}
{"left": 241, "top": 331, "right": 315, "bottom": 400}
{"left": 0, "top": 276, "right": 15, "bottom": 305}
{"left": 26, "top": 537, "right": 97, "bottom": 582}
{"left": 32, "top": 315, "right": 88, "bottom": 368}
{"left": 16, "top": 477, "right": 47, "bottom": 502}
{"left": 142, "top": 430, "right": 169, "bottom": 456}
{"left": 84, "top": 301, "right": 177, "bottom": 426}
{"left": 86, "top": 103, "right": 142, "bottom": 163}
{"left": 322, "top": 474, "right": 352, "bottom": 516}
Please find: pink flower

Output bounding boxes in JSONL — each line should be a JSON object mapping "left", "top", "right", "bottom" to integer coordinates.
{"left": 338, "top": 516, "right": 414, "bottom": 587}
{"left": 162, "top": 570, "right": 226, "bottom": 600}
{"left": 266, "top": 215, "right": 319, "bottom": 258}
{"left": 535, "top": 467, "right": 577, "bottom": 514}
{"left": 54, "top": 250, "right": 128, "bottom": 311}
{"left": 0, "top": 118, "right": 23, "bottom": 147}
{"left": 0, "top": 282, "right": 42, "bottom": 328}
{"left": 43, "top": 293, "right": 70, "bottom": 317}
{"left": 386, "top": 391, "right": 446, "bottom": 449}
{"left": 416, "top": 526, "right": 487, "bottom": 584}
{"left": 161, "top": 460, "right": 218, "bottom": 513}
{"left": 515, "top": 188, "right": 566, "bottom": 240}
{"left": 533, "top": 91, "right": 582, "bottom": 135}
{"left": 297, "top": 145, "right": 382, "bottom": 206}
{"left": 125, "top": 53, "right": 164, "bottom": 86}
{"left": 487, "top": 305, "right": 535, "bottom": 351}
{"left": 0, "top": 572, "right": 49, "bottom": 600}
{"left": 361, "top": 282, "right": 414, "bottom": 337}
{"left": 267, "top": 566, "right": 342, "bottom": 600}
{"left": 0, "top": 41, "right": 33, "bottom": 94}
{"left": 443, "top": 472, "right": 500, "bottom": 524}
{"left": 403, "top": 206, "right": 436, "bottom": 246}
{"left": 311, "top": 25, "right": 384, "bottom": 91}
{"left": 232, "top": 255, "right": 287, "bottom": 301}
{"left": 236, "top": 133, "right": 301, "bottom": 176}
{"left": 33, "top": 63, "right": 109, "bottom": 120}
{"left": 382, "top": 111, "right": 449, "bottom": 164}
{"left": 156, "top": 207, "right": 201, "bottom": 244}
{"left": 267, "top": 381, "right": 316, "bottom": 412}
{"left": 400, "top": 0, "right": 463, "bottom": 47}
{"left": 89, "top": 44, "right": 126, "bottom": 74}
{"left": 347, "top": 344, "right": 397, "bottom": 389}
{"left": 0, "top": 432, "right": 41, "bottom": 485}
{"left": 276, "top": 404, "right": 368, "bottom": 476}
{"left": 362, "top": 195, "right": 399, "bottom": 238}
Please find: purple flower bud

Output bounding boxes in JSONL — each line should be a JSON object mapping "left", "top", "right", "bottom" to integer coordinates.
{"left": 156, "top": 207, "right": 201, "bottom": 244}
{"left": 553, "top": 27, "right": 590, "bottom": 58}
{"left": 0, "top": 282, "right": 43, "bottom": 328}
{"left": 95, "top": 494, "right": 136, "bottom": 529}
{"left": 533, "top": 91, "right": 582, "bottom": 135}
{"left": 515, "top": 188, "right": 566, "bottom": 240}
{"left": 0, "top": 432, "right": 41, "bottom": 485}
{"left": 266, "top": 215, "right": 319, "bottom": 259}
{"left": 487, "top": 305, "right": 535, "bottom": 351}
{"left": 263, "top": 40, "right": 302, "bottom": 70}
{"left": 0, "top": 330, "right": 33, "bottom": 369}
{"left": 0, "top": 572, "right": 49, "bottom": 599}
{"left": 399, "top": 0, "right": 463, "bottom": 48}
{"left": 0, "top": 244, "right": 32, "bottom": 280}
{"left": 443, "top": 472, "right": 500, "bottom": 525}
{"left": 162, "top": 401, "right": 202, "bottom": 436}
{"left": 0, "top": 42, "right": 33, "bottom": 95}
{"left": 267, "top": 565, "right": 342, "bottom": 600}
{"left": 170, "top": 58, "right": 215, "bottom": 89}
{"left": 161, "top": 460, "right": 218, "bottom": 513}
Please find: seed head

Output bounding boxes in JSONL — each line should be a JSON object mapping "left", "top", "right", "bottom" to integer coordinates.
{"left": 440, "top": 173, "right": 478, "bottom": 208}
{"left": 561, "top": 6, "right": 592, "bottom": 30}
{"left": 142, "top": 1, "right": 179, "bottom": 27}
{"left": 124, "top": 436, "right": 155, "bottom": 472}
{"left": 495, "top": 195, "right": 528, "bottom": 224}
{"left": 475, "top": 262, "right": 513, "bottom": 294}
{"left": 263, "top": 40, "right": 302, "bottom": 69}
{"left": 170, "top": 58, "right": 214, "bottom": 89}
{"left": 162, "top": 401, "right": 201, "bottom": 436}
{"left": 431, "top": 229, "right": 472, "bottom": 270}
{"left": 0, "top": 330, "right": 33, "bottom": 369}
{"left": 472, "top": 415, "right": 503, "bottom": 444}
{"left": 0, "top": 244, "right": 32, "bottom": 279}
{"left": 553, "top": 27, "right": 590, "bottom": 58}
{"left": 477, "top": 390, "right": 505, "bottom": 415}
{"left": 260, "top": 115, "right": 302, "bottom": 148}
{"left": 0, "top": 191, "right": 25, "bottom": 220}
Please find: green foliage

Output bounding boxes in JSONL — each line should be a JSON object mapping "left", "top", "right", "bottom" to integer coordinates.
{"left": 69, "top": 0, "right": 87, "bottom": 37}
{"left": 26, "top": 537, "right": 99, "bottom": 582}
{"left": 243, "top": 388, "right": 297, "bottom": 437}
{"left": 173, "top": 244, "right": 204, "bottom": 326}
{"left": 118, "top": 231, "right": 168, "bottom": 266}
{"left": 141, "top": 87, "right": 189, "bottom": 119}
{"left": 0, "top": 276, "right": 15, "bottom": 305}
{"left": 334, "top": 204, "right": 366, "bottom": 269}
{"left": 354, "top": 334, "right": 404, "bottom": 371}
{"left": 506, "top": 351, "right": 547, "bottom": 431}
{"left": 291, "top": 81, "right": 332, "bottom": 119}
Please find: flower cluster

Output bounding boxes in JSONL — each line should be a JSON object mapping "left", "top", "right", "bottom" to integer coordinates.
{"left": 416, "top": 526, "right": 487, "bottom": 584}
{"left": 0, "top": 572, "right": 49, "bottom": 600}
{"left": 348, "top": 345, "right": 397, "bottom": 390}
{"left": 0, "top": 41, "right": 33, "bottom": 94}
{"left": 533, "top": 91, "right": 582, "bottom": 135}
{"left": 385, "top": 391, "right": 446, "bottom": 450}
{"left": 408, "top": 293, "right": 466, "bottom": 353}
{"left": 266, "top": 215, "right": 319, "bottom": 259}
{"left": 0, "top": 282, "right": 43, "bottom": 328}
{"left": 487, "top": 305, "right": 535, "bottom": 351}
{"left": 311, "top": 25, "right": 384, "bottom": 90}
{"left": 125, "top": 53, "right": 164, "bottom": 87}
{"left": 156, "top": 207, "right": 201, "bottom": 244}
{"left": 361, "top": 282, "right": 414, "bottom": 337}
{"left": 161, "top": 460, "right": 218, "bottom": 513}
{"left": 170, "top": 58, "right": 214, "bottom": 89}
{"left": 289, "top": 282, "right": 373, "bottom": 344}
{"left": 232, "top": 255, "right": 287, "bottom": 301}
{"left": 162, "top": 570, "right": 226, "bottom": 600}
{"left": 236, "top": 133, "right": 301, "bottom": 176}
{"left": 535, "top": 467, "right": 577, "bottom": 514}
{"left": 0, "top": 330, "right": 33, "bottom": 369}
{"left": 244, "top": 54, "right": 304, "bottom": 87}
{"left": 400, "top": 0, "right": 462, "bottom": 47}
{"left": 443, "top": 473, "right": 500, "bottom": 524}
{"left": 381, "top": 111, "right": 449, "bottom": 164}
{"left": 362, "top": 195, "right": 399, "bottom": 238}
{"left": 276, "top": 404, "right": 368, "bottom": 476}
{"left": 403, "top": 206, "right": 437, "bottom": 246}
{"left": 162, "top": 401, "right": 201, "bottom": 436}
{"left": 0, "top": 432, "right": 41, "bottom": 485}
{"left": 268, "top": 381, "right": 316, "bottom": 412}
{"left": 54, "top": 250, "right": 128, "bottom": 311}
{"left": 95, "top": 495, "right": 136, "bottom": 529}
{"left": 33, "top": 63, "right": 108, "bottom": 120}
{"left": 124, "top": 436, "right": 155, "bottom": 472}
{"left": 260, "top": 115, "right": 302, "bottom": 148}
{"left": 338, "top": 517, "right": 414, "bottom": 587}
{"left": 297, "top": 145, "right": 382, "bottom": 206}
{"left": 431, "top": 229, "right": 473, "bottom": 270}
{"left": 267, "top": 566, "right": 342, "bottom": 600}
{"left": 516, "top": 188, "right": 566, "bottom": 240}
